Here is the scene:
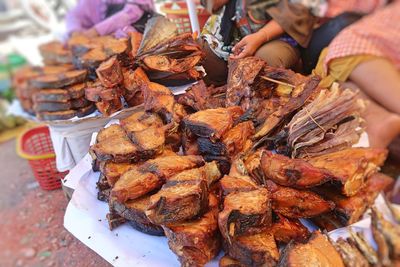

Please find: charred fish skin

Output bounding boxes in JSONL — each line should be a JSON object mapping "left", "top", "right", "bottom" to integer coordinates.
{"left": 348, "top": 229, "right": 379, "bottom": 266}
{"left": 372, "top": 207, "right": 400, "bottom": 260}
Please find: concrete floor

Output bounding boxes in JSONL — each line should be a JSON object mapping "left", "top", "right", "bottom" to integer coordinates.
{"left": 0, "top": 139, "right": 110, "bottom": 267}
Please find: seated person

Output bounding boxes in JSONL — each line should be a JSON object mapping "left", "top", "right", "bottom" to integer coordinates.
{"left": 201, "top": 0, "right": 318, "bottom": 84}
{"left": 201, "top": 0, "right": 388, "bottom": 84}
{"left": 314, "top": 0, "right": 400, "bottom": 148}
{"left": 66, "top": 0, "right": 155, "bottom": 38}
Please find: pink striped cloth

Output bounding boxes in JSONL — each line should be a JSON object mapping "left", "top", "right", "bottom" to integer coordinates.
{"left": 325, "top": 0, "right": 387, "bottom": 18}
{"left": 324, "top": 0, "right": 400, "bottom": 71}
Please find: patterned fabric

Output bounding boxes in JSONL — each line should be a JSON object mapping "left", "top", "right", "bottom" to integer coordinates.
{"left": 202, "top": 7, "right": 233, "bottom": 60}
{"left": 324, "top": 0, "right": 400, "bottom": 72}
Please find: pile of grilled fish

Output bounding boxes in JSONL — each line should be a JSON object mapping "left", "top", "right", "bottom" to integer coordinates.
{"left": 89, "top": 56, "right": 397, "bottom": 266}
{"left": 136, "top": 17, "right": 204, "bottom": 85}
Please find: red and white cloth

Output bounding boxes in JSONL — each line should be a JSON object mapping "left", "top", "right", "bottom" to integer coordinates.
{"left": 324, "top": 0, "right": 400, "bottom": 71}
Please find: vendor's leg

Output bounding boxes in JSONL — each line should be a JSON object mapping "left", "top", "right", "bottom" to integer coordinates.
{"left": 200, "top": 40, "right": 228, "bottom": 86}
{"left": 349, "top": 58, "right": 400, "bottom": 114}
{"left": 343, "top": 81, "right": 400, "bottom": 148}
{"left": 255, "top": 40, "right": 300, "bottom": 69}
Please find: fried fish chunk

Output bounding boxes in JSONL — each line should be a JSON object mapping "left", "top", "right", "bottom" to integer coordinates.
{"left": 219, "top": 175, "right": 258, "bottom": 196}
{"left": 183, "top": 106, "right": 244, "bottom": 141}
{"left": 270, "top": 185, "right": 334, "bottom": 218}
{"left": 109, "top": 195, "right": 164, "bottom": 236}
{"left": 162, "top": 193, "right": 221, "bottom": 267}
{"left": 227, "top": 230, "right": 279, "bottom": 267}
{"left": 99, "top": 161, "right": 135, "bottom": 187}
{"left": 219, "top": 188, "right": 272, "bottom": 239}
{"left": 260, "top": 151, "right": 334, "bottom": 188}
{"left": 90, "top": 124, "right": 138, "bottom": 162}
{"left": 271, "top": 214, "right": 310, "bottom": 243}
{"left": 314, "top": 173, "right": 393, "bottom": 225}
{"left": 146, "top": 180, "right": 209, "bottom": 224}
{"left": 307, "top": 147, "right": 388, "bottom": 196}
{"left": 219, "top": 254, "right": 246, "bottom": 267}
{"left": 278, "top": 231, "right": 345, "bottom": 267}
{"left": 111, "top": 155, "right": 204, "bottom": 202}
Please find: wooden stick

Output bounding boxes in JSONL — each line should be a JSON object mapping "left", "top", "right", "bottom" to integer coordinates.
{"left": 260, "top": 76, "right": 295, "bottom": 88}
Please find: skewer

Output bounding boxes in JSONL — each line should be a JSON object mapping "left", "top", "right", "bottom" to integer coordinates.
{"left": 260, "top": 76, "right": 295, "bottom": 88}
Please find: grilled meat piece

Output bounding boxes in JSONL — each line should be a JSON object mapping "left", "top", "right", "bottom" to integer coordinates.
{"left": 128, "top": 32, "right": 142, "bottom": 58}
{"left": 307, "top": 147, "right": 388, "bottom": 196}
{"left": 143, "top": 54, "right": 202, "bottom": 74}
{"left": 95, "top": 97, "right": 123, "bottom": 116}
{"left": 226, "top": 230, "right": 279, "bottom": 267}
{"left": 226, "top": 57, "right": 266, "bottom": 109}
{"left": 70, "top": 97, "right": 90, "bottom": 109}
{"left": 99, "top": 161, "right": 134, "bottom": 187}
{"left": 271, "top": 214, "right": 310, "bottom": 243}
{"left": 372, "top": 207, "right": 400, "bottom": 260}
{"left": 120, "top": 111, "right": 163, "bottom": 134}
{"left": 90, "top": 124, "right": 138, "bottom": 162}
{"left": 219, "top": 175, "right": 258, "bottom": 196}
{"left": 183, "top": 106, "right": 244, "bottom": 141}
{"left": 111, "top": 170, "right": 159, "bottom": 202}
{"left": 109, "top": 195, "right": 164, "bottom": 236}
{"left": 177, "top": 80, "right": 226, "bottom": 111}
{"left": 33, "top": 101, "right": 71, "bottom": 112}
{"left": 167, "top": 161, "right": 221, "bottom": 186}
{"left": 76, "top": 103, "right": 96, "bottom": 117}
{"left": 314, "top": 173, "right": 393, "bottom": 225}
{"left": 142, "top": 82, "right": 175, "bottom": 123}
{"left": 162, "top": 193, "right": 220, "bottom": 267}
{"left": 111, "top": 155, "right": 204, "bottom": 202}
{"left": 39, "top": 41, "right": 72, "bottom": 65}
{"left": 30, "top": 69, "right": 87, "bottom": 89}
{"left": 219, "top": 188, "right": 272, "bottom": 239}
{"left": 36, "top": 110, "right": 77, "bottom": 121}
{"left": 332, "top": 237, "right": 369, "bottom": 267}
{"left": 260, "top": 150, "right": 334, "bottom": 188}
{"left": 253, "top": 75, "right": 320, "bottom": 140}
{"left": 349, "top": 230, "right": 379, "bottom": 266}
{"left": 219, "top": 255, "right": 246, "bottom": 267}
{"left": 278, "top": 231, "right": 345, "bottom": 267}
{"left": 96, "top": 56, "right": 123, "bottom": 87}
{"left": 33, "top": 89, "right": 71, "bottom": 103}
{"left": 122, "top": 67, "right": 149, "bottom": 93}
{"left": 270, "top": 185, "right": 334, "bottom": 218}
{"left": 147, "top": 180, "right": 209, "bottom": 224}
{"left": 222, "top": 121, "right": 255, "bottom": 158}
{"left": 147, "top": 162, "right": 221, "bottom": 224}
{"left": 66, "top": 83, "right": 86, "bottom": 99}
{"left": 244, "top": 149, "right": 265, "bottom": 186}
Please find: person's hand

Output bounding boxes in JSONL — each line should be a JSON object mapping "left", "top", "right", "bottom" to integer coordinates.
{"left": 230, "top": 32, "right": 268, "bottom": 59}
{"left": 82, "top": 28, "right": 99, "bottom": 38}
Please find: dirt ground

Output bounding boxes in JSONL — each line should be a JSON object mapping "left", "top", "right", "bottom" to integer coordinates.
{"left": 0, "top": 139, "right": 110, "bottom": 267}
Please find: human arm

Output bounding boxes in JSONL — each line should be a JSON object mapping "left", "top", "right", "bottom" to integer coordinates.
{"left": 231, "top": 20, "right": 284, "bottom": 59}
{"left": 94, "top": 4, "right": 144, "bottom": 36}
